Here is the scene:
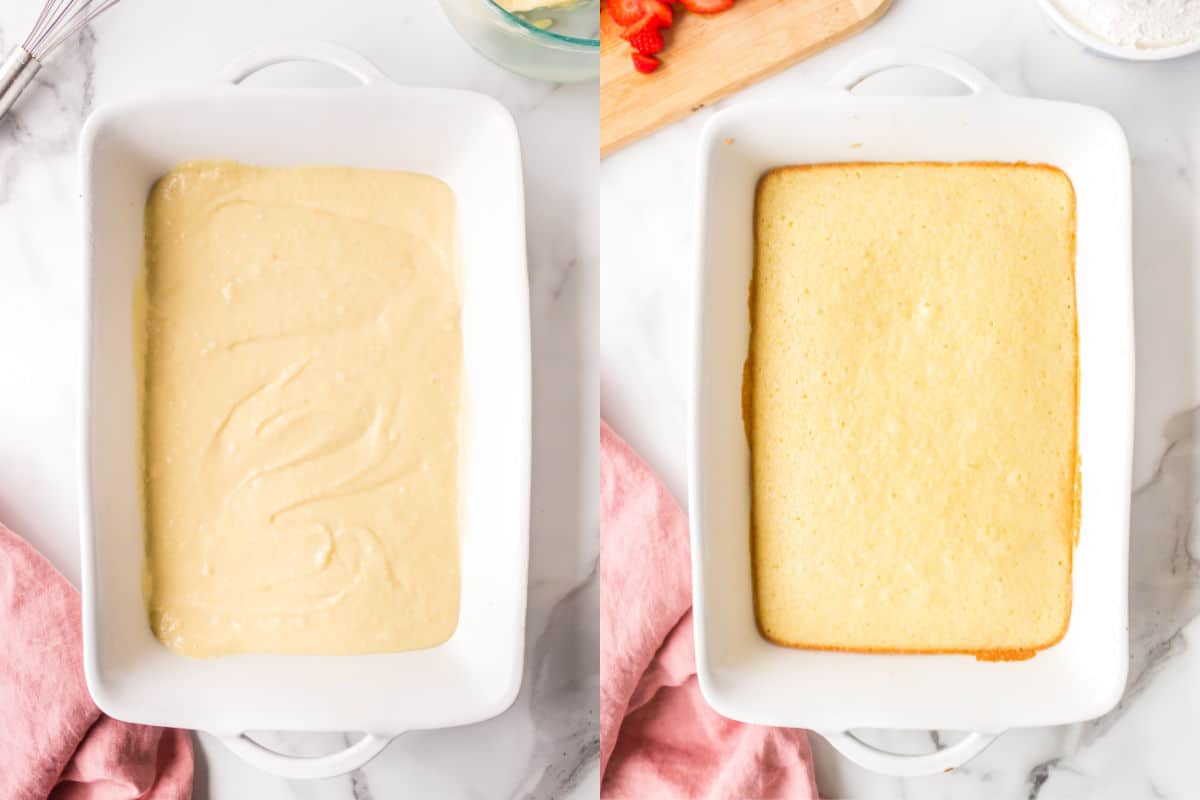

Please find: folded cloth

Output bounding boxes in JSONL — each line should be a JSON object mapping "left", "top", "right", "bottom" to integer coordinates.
{"left": 0, "top": 523, "right": 193, "bottom": 800}
{"left": 600, "top": 422, "right": 818, "bottom": 800}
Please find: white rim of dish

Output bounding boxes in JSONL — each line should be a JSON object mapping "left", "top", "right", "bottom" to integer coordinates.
{"left": 1036, "top": 0, "right": 1200, "bottom": 61}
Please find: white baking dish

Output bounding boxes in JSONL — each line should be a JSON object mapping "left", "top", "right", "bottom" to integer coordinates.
{"left": 689, "top": 48, "right": 1132, "bottom": 776}
{"left": 79, "top": 42, "right": 530, "bottom": 779}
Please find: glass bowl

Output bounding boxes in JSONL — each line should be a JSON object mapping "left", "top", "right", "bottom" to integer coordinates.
{"left": 439, "top": 0, "right": 599, "bottom": 82}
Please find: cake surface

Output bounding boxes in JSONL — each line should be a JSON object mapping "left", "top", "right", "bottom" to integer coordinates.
{"left": 139, "top": 161, "right": 462, "bottom": 658}
{"left": 748, "top": 162, "right": 1078, "bottom": 658}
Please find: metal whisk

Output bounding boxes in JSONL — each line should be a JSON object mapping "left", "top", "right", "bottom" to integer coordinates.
{"left": 0, "top": 0, "right": 123, "bottom": 122}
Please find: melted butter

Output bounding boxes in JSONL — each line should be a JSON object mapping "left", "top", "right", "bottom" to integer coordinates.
{"left": 138, "top": 161, "right": 461, "bottom": 658}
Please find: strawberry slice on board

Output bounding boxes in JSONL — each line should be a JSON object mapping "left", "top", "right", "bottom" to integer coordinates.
{"left": 606, "top": 0, "right": 673, "bottom": 28}
{"left": 642, "top": 0, "right": 674, "bottom": 27}
{"left": 680, "top": 0, "right": 735, "bottom": 14}
{"left": 631, "top": 52, "right": 661, "bottom": 73}
{"left": 607, "top": 0, "right": 650, "bottom": 26}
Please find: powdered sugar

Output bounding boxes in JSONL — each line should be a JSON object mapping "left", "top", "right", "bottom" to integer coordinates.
{"left": 1052, "top": 0, "right": 1200, "bottom": 48}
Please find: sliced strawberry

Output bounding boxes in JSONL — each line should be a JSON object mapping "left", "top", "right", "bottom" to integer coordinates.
{"left": 680, "top": 0, "right": 734, "bottom": 14}
{"left": 642, "top": 0, "right": 674, "bottom": 27}
{"left": 619, "top": 18, "right": 651, "bottom": 42}
{"left": 620, "top": 14, "right": 654, "bottom": 39}
{"left": 607, "top": 0, "right": 648, "bottom": 26}
{"left": 631, "top": 52, "right": 661, "bottom": 74}
{"left": 622, "top": 15, "right": 665, "bottom": 54}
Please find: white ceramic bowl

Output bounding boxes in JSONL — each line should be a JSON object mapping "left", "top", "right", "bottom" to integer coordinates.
{"left": 689, "top": 47, "right": 1133, "bottom": 777}
{"left": 79, "top": 42, "right": 531, "bottom": 780}
{"left": 1037, "top": 0, "right": 1200, "bottom": 61}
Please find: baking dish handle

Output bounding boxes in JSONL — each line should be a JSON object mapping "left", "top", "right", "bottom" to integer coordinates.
{"left": 217, "top": 41, "right": 391, "bottom": 87}
{"left": 217, "top": 732, "right": 395, "bottom": 779}
{"left": 828, "top": 47, "right": 1001, "bottom": 95}
{"left": 821, "top": 729, "right": 1000, "bottom": 777}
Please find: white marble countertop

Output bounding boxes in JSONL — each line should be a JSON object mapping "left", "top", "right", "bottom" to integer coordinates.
{"left": 0, "top": 0, "right": 598, "bottom": 797}
{"left": 602, "top": 0, "right": 1200, "bottom": 797}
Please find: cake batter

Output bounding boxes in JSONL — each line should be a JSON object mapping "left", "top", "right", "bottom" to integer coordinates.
{"left": 138, "top": 161, "right": 462, "bottom": 657}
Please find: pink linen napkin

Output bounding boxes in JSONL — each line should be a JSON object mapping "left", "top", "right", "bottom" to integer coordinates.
{"left": 600, "top": 422, "right": 819, "bottom": 800}
{"left": 0, "top": 523, "right": 193, "bottom": 800}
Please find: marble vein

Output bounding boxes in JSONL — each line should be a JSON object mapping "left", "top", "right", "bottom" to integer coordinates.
{"left": 1078, "top": 407, "right": 1200, "bottom": 746}
{"left": 1024, "top": 757, "right": 1059, "bottom": 800}
{"left": 349, "top": 768, "right": 372, "bottom": 800}
{"left": 515, "top": 559, "right": 600, "bottom": 800}
{"left": 0, "top": 27, "right": 95, "bottom": 206}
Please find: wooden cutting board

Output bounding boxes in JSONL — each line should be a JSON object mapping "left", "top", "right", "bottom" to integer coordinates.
{"left": 600, "top": 0, "right": 891, "bottom": 157}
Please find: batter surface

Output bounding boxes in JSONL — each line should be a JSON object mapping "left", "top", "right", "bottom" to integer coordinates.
{"left": 139, "top": 161, "right": 462, "bottom": 658}
{"left": 749, "top": 162, "right": 1078, "bottom": 659}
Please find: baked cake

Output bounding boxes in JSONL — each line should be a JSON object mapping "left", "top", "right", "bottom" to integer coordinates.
{"left": 747, "top": 162, "right": 1079, "bottom": 659}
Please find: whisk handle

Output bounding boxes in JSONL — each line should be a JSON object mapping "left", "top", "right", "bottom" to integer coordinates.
{"left": 218, "top": 42, "right": 390, "bottom": 88}
{"left": 0, "top": 47, "right": 41, "bottom": 122}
